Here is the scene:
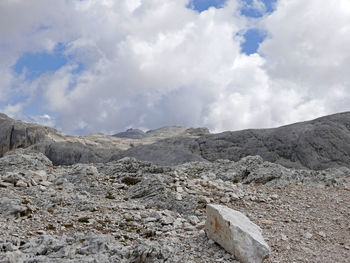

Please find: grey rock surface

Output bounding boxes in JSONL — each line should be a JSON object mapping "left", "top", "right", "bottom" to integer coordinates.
{"left": 0, "top": 113, "right": 51, "bottom": 157}
{"left": 197, "top": 112, "right": 350, "bottom": 170}
{"left": 112, "top": 137, "right": 206, "bottom": 166}
{"left": 113, "top": 128, "right": 147, "bottom": 139}
{"left": 0, "top": 150, "right": 349, "bottom": 262}
{"left": 205, "top": 204, "right": 270, "bottom": 263}
{"left": 110, "top": 112, "right": 350, "bottom": 169}
{"left": 0, "top": 195, "right": 30, "bottom": 218}
{"left": 4, "top": 112, "right": 350, "bottom": 170}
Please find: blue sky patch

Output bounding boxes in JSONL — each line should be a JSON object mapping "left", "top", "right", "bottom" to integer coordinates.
{"left": 188, "top": 0, "right": 227, "bottom": 12}
{"left": 241, "top": 28, "right": 266, "bottom": 55}
{"left": 13, "top": 43, "right": 68, "bottom": 80}
{"left": 241, "top": 0, "right": 276, "bottom": 17}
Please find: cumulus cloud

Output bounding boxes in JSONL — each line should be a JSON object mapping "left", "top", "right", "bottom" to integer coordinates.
{"left": 0, "top": 0, "right": 350, "bottom": 134}
{"left": 259, "top": 0, "right": 350, "bottom": 124}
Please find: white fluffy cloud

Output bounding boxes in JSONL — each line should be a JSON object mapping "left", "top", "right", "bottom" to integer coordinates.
{"left": 259, "top": 0, "right": 350, "bottom": 124}
{"left": 0, "top": 0, "right": 350, "bottom": 134}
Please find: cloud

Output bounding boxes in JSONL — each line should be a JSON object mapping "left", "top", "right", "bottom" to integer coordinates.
{"left": 259, "top": 0, "right": 350, "bottom": 124}
{"left": 0, "top": 0, "right": 350, "bottom": 134}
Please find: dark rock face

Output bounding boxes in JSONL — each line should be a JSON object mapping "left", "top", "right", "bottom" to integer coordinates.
{"left": 108, "top": 112, "right": 350, "bottom": 169}
{"left": 111, "top": 137, "right": 206, "bottom": 166}
{"left": 0, "top": 114, "right": 49, "bottom": 157}
{"left": 2, "top": 112, "right": 350, "bottom": 170}
{"left": 31, "top": 142, "right": 120, "bottom": 166}
{"left": 113, "top": 128, "right": 147, "bottom": 139}
{"left": 197, "top": 112, "right": 350, "bottom": 170}
{"left": 0, "top": 114, "right": 119, "bottom": 166}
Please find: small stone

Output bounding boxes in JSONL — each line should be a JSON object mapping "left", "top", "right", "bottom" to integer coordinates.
{"left": 188, "top": 215, "right": 199, "bottom": 225}
{"left": 173, "top": 218, "right": 183, "bottom": 229}
{"left": 144, "top": 217, "right": 158, "bottom": 223}
{"left": 196, "top": 221, "right": 206, "bottom": 230}
{"left": 176, "top": 187, "right": 184, "bottom": 193}
{"left": 16, "top": 180, "right": 27, "bottom": 187}
{"left": 184, "top": 223, "right": 195, "bottom": 231}
{"left": 160, "top": 216, "right": 174, "bottom": 225}
{"left": 208, "top": 239, "right": 215, "bottom": 245}
{"left": 199, "top": 229, "right": 206, "bottom": 238}
{"left": 230, "top": 193, "right": 239, "bottom": 200}
{"left": 40, "top": 181, "right": 52, "bottom": 187}
{"left": 281, "top": 234, "right": 288, "bottom": 241}
{"left": 271, "top": 194, "right": 279, "bottom": 200}
{"left": 261, "top": 219, "right": 274, "bottom": 225}
{"left": 175, "top": 193, "right": 183, "bottom": 201}
{"left": 220, "top": 197, "right": 230, "bottom": 203}
{"left": 0, "top": 181, "right": 13, "bottom": 188}
{"left": 305, "top": 232, "right": 313, "bottom": 239}
{"left": 30, "top": 178, "right": 38, "bottom": 186}
{"left": 318, "top": 231, "right": 326, "bottom": 238}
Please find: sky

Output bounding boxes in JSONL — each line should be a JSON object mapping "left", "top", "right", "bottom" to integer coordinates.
{"left": 1, "top": 0, "right": 350, "bottom": 135}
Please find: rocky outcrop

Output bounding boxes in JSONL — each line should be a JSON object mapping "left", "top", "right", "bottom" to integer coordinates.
{"left": 0, "top": 150, "right": 349, "bottom": 262}
{"left": 120, "top": 112, "right": 350, "bottom": 169}
{"left": 205, "top": 204, "right": 270, "bottom": 263}
{"left": 197, "top": 112, "right": 350, "bottom": 170}
{"left": 0, "top": 113, "right": 51, "bottom": 157}
{"left": 3, "top": 112, "right": 350, "bottom": 170}
{"left": 111, "top": 137, "right": 206, "bottom": 166}
{"left": 113, "top": 128, "right": 147, "bottom": 139}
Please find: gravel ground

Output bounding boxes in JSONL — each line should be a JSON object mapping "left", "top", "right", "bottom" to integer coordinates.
{"left": 0, "top": 150, "right": 349, "bottom": 262}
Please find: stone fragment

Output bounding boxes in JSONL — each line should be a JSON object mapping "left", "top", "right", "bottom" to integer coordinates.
{"left": 261, "top": 219, "right": 274, "bottom": 225}
{"left": 0, "top": 196, "right": 29, "bottom": 218}
{"left": 205, "top": 204, "right": 270, "bottom": 263}
{"left": 16, "top": 180, "right": 27, "bottom": 187}
{"left": 188, "top": 215, "right": 199, "bottom": 225}
{"left": 305, "top": 232, "right": 313, "bottom": 239}
{"left": 39, "top": 181, "right": 52, "bottom": 187}
{"left": 0, "top": 181, "right": 13, "bottom": 188}
{"left": 318, "top": 231, "right": 326, "bottom": 238}
{"left": 160, "top": 216, "right": 174, "bottom": 225}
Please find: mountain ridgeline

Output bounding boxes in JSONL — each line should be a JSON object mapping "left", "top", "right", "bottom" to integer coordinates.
{"left": 1, "top": 112, "right": 350, "bottom": 170}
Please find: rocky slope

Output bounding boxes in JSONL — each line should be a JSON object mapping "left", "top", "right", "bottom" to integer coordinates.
{"left": 3, "top": 112, "right": 350, "bottom": 170}
{"left": 2, "top": 112, "right": 350, "bottom": 262}
{"left": 120, "top": 112, "right": 350, "bottom": 169}
{"left": 0, "top": 149, "right": 349, "bottom": 262}
{"left": 0, "top": 114, "right": 208, "bottom": 166}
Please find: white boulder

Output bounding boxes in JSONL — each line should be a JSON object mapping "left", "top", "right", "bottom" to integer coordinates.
{"left": 205, "top": 204, "right": 270, "bottom": 263}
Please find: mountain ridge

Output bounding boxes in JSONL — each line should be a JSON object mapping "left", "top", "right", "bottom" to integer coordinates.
{"left": 2, "top": 112, "right": 350, "bottom": 169}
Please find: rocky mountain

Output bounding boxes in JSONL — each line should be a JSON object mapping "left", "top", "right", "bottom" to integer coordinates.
{"left": 113, "top": 112, "right": 350, "bottom": 169}
{"left": 2, "top": 112, "right": 350, "bottom": 170}
{"left": 0, "top": 150, "right": 349, "bottom": 262}
{"left": 1, "top": 112, "right": 350, "bottom": 262}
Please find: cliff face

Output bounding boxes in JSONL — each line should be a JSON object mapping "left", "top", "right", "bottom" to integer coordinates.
{"left": 115, "top": 112, "right": 350, "bottom": 170}
{"left": 0, "top": 113, "right": 50, "bottom": 157}
{"left": 196, "top": 112, "right": 350, "bottom": 170}
{"left": 2, "top": 112, "right": 350, "bottom": 170}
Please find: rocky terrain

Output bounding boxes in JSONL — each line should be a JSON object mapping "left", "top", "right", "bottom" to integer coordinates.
{"left": 3, "top": 112, "right": 350, "bottom": 169}
{"left": 1, "top": 112, "right": 350, "bottom": 262}
{"left": 0, "top": 148, "right": 349, "bottom": 262}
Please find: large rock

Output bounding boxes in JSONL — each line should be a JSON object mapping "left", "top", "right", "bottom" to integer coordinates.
{"left": 205, "top": 204, "right": 270, "bottom": 263}
{"left": 126, "top": 177, "right": 198, "bottom": 214}
{"left": 197, "top": 112, "right": 350, "bottom": 170}
{"left": 0, "top": 113, "right": 50, "bottom": 157}
{"left": 0, "top": 195, "right": 30, "bottom": 218}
